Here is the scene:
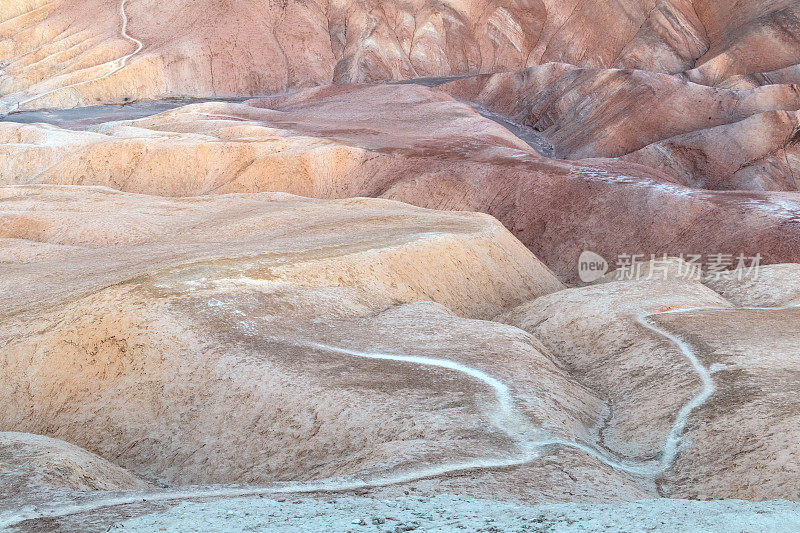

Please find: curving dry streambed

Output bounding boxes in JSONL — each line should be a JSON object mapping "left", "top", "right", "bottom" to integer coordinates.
{"left": 5, "top": 298, "right": 796, "bottom": 529}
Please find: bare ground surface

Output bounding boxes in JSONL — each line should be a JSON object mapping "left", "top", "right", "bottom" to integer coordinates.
{"left": 3, "top": 1, "right": 800, "bottom": 529}
{"left": 2, "top": 188, "right": 800, "bottom": 530}
{"left": 106, "top": 495, "right": 800, "bottom": 533}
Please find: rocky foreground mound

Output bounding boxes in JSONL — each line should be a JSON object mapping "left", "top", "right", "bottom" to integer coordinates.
{"left": 2, "top": 185, "right": 800, "bottom": 529}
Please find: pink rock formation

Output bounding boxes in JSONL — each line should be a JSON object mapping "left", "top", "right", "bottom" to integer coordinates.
{"left": 438, "top": 64, "right": 800, "bottom": 159}
{"left": 687, "top": 0, "right": 800, "bottom": 86}
{"left": 3, "top": 0, "right": 798, "bottom": 111}
{"left": 623, "top": 110, "right": 800, "bottom": 190}
{"left": 439, "top": 65, "right": 800, "bottom": 190}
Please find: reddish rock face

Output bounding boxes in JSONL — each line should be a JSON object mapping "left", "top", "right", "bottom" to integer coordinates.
{"left": 3, "top": 0, "right": 799, "bottom": 110}
{"left": 438, "top": 65, "right": 800, "bottom": 159}
{"left": 688, "top": 0, "right": 800, "bottom": 86}
{"left": 4, "top": 0, "right": 800, "bottom": 193}
{"left": 439, "top": 65, "right": 800, "bottom": 191}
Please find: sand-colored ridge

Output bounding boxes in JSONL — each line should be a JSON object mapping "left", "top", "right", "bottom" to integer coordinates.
{"left": 2, "top": 84, "right": 800, "bottom": 285}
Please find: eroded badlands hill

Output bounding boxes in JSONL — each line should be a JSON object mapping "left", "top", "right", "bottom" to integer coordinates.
{"left": 2, "top": 187, "right": 800, "bottom": 530}
{"left": 1, "top": 185, "right": 569, "bottom": 489}
{"left": 2, "top": 0, "right": 799, "bottom": 111}
{"left": 3, "top": 0, "right": 800, "bottom": 529}
{"left": 4, "top": 0, "right": 800, "bottom": 196}
{"left": 439, "top": 65, "right": 800, "bottom": 190}
{"left": 3, "top": 83, "right": 800, "bottom": 283}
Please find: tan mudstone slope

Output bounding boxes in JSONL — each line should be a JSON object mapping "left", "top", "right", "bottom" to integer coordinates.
{"left": 2, "top": 84, "right": 800, "bottom": 284}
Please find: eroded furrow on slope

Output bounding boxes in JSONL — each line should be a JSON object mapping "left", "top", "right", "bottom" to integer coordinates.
{"left": 6, "top": 298, "right": 788, "bottom": 529}
{"left": 13, "top": 0, "right": 142, "bottom": 111}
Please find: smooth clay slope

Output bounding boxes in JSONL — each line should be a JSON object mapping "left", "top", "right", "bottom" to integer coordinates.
{"left": 2, "top": 83, "right": 800, "bottom": 282}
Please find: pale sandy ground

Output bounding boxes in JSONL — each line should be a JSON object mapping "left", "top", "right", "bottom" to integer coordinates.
{"left": 107, "top": 495, "right": 800, "bottom": 532}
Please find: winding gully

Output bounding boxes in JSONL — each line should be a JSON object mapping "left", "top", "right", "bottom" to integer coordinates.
{"left": 14, "top": 0, "right": 143, "bottom": 111}
{"left": 4, "top": 301, "right": 797, "bottom": 528}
